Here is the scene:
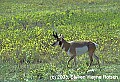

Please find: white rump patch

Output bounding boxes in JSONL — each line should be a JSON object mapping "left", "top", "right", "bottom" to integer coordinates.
{"left": 76, "top": 46, "right": 88, "bottom": 55}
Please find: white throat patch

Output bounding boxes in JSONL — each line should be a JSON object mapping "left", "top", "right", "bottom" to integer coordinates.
{"left": 61, "top": 43, "right": 64, "bottom": 48}
{"left": 54, "top": 41, "right": 59, "bottom": 46}
{"left": 61, "top": 43, "right": 65, "bottom": 51}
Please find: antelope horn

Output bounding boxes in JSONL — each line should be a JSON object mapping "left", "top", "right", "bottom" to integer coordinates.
{"left": 53, "top": 31, "right": 58, "bottom": 39}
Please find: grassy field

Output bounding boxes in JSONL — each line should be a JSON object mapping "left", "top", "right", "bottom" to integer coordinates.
{"left": 0, "top": 0, "right": 120, "bottom": 82}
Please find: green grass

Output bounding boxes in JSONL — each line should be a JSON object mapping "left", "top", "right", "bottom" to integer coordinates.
{"left": 0, "top": 0, "right": 120, "bottom": 81}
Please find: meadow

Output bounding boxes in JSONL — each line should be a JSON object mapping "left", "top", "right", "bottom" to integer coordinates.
{"left": 0, "top": 0, "right": 120, "bottom": 82}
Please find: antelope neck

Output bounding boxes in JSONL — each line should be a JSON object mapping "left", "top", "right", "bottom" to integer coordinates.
{"left": 61, "top": 39, "right": 70, "bottom": 52}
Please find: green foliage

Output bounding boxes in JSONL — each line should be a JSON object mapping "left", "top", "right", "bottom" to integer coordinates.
{"left": 0, "top": 0, "right": 120, "bottom": 81}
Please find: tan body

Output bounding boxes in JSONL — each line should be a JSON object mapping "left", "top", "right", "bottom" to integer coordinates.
{"left": 52, "top": 32, "right": 100, "bottom": 68}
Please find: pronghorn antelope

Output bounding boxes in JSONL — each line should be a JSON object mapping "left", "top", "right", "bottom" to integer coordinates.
{"left": 52, "top": 32, "right": 100, "bottom": 68}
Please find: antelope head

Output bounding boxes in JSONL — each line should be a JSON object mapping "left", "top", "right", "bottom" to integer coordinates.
{"left": 51, "top": 32, "right": 63, "bottom": 47}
